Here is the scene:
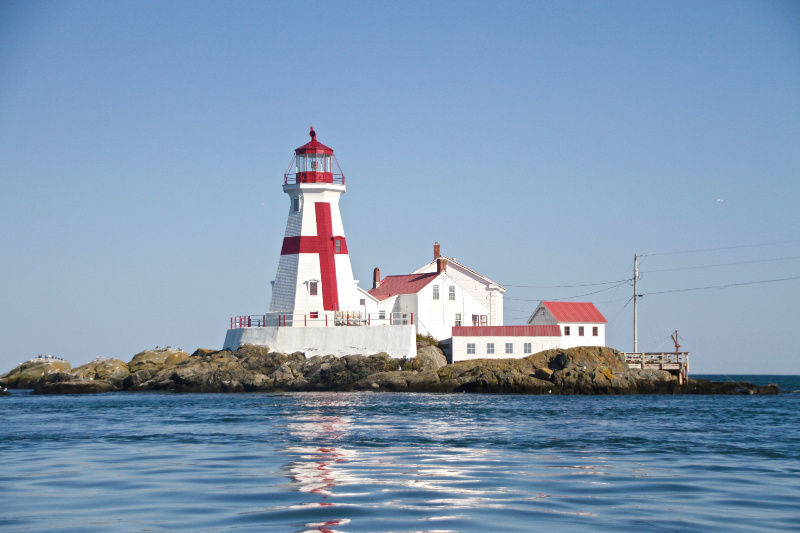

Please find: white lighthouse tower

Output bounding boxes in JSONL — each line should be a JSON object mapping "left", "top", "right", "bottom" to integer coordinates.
{"left": 269, "top": 127, "right": 360, "bottom": 321}
{"left": 222, "top": 128, "right": 416, "bottom": 358}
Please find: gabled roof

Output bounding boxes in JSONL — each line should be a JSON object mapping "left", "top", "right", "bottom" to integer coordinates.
{"left": 367, "top": 272, "right": 439, "bottom": 301}
{"left": 412, "top": 255, "right": 505, "bottom": 292}
{"left": 452, "top": 325, "right": 561, "bottom": 337}
{"left": 542, "top": 301, "right": 607, "bottom": 323}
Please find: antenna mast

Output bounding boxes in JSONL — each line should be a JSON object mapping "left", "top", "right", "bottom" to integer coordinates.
{"left": 633, "top": 253, "right": 639, "bottom": 352}
{"left": 671, "top": 330, "right": 680, "bottom": 353}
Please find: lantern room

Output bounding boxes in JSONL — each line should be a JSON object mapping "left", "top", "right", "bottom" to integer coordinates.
{"left": 284, "top": 127, "right": 345, "bottom": 185}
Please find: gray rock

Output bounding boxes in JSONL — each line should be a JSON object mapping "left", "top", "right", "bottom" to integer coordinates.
{"left": 33, "top": 380, "right": 118, "bottom": 395}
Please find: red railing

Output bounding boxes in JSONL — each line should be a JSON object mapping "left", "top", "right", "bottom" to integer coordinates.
{"left": 230, "top": 315, "right": 268, "bottom": 328}
{"left": 283, "top": 172, "right": 345, "bottom": 185}
{"left": 229, "top": 312, "right": 413, "bottom": 329}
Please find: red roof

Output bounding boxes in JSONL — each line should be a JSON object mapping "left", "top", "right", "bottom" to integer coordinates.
{"left": 452, "top": 325, "right": 561, "bottom": 337}
{"left": 295, "top": 138, "right": 333, "bottom": 155}
{"left": 542, "top": 301, "right": 607, "bottom": 323}
{"left": 367, "top": 273, "right": 439, "bottom": 301}
{"left": 295, "top": 127, "right": 334, "bottom": 154}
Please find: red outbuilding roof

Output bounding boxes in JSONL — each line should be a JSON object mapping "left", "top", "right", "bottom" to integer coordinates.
{"left": 452, "top": 325, "right": 562, "bottom": 337}
{"left": 367, "top": 272, "right": 439, "bottom": 301}
{"left": 542, "top": 301, "right": 607, "bottom": 323}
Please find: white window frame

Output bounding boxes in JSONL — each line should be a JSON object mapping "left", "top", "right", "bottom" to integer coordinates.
{"left": 455, "top": 313, "right": 462, "bottom": 326}
{"left": 505, "top": 343, "right": 513, "bottom": 354}
{"left": 524, "top": 342, "right": 532, "bottom": 354}
{"left": 309, "top": 281, "right": 318, "bottom": 295}
{"left": 449, "top": 286, "right": 456, "bottom": 300}
{"left": 433, "top": 285, "right": 439, "bottom": 300}
{"left": 467, "top": 343, "right": 475, "bottom": 355}
{"left": 486, "top": 343, "right": 494, "bottom": 354}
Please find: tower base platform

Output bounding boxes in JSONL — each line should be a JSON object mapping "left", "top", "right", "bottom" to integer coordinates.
{"left": 223, "top": 325, "right": 416, "bottom": 359}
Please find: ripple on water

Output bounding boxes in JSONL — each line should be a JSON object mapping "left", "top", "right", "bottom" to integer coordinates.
{"left": 0, "top": 391, "right": 798, "bottom": 532}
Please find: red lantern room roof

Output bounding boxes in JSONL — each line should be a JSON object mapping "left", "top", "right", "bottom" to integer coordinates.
{"left": 284, "top": 127, "right": 345, "bottom": 185}
{"left": 295, "top": 127, "right": 334, "bottom": 155}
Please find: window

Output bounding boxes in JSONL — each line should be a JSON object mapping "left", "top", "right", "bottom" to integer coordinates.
{"left": 524, "top": 342, "right": 532, "bottom": 354}
{"left": 505, "top": 343, "right": 513, "bottom": 354}
{"left": 593, "top": 326, "right": 598, "bottom": 336}
{"left": 433, "top": 285, "right": 439, "bottom": 300}
{"left": 310, "top": 311, "right": 318, "bottom": 319}
{"left": 379, "top": 310, "right": 386, "bottom": 319}
{"left": 472, "top": 314, "right": 479, "bottom": 326}
{"left": 360, "top": 299, "right": 365, "bottom": 306}
{"left": 579, "top": 326, "right": 584, "bottom": 336}
{"left": 564, "top": 326, "right": 571, "bottom": 336}
{"left": 467, "top": 343, "right": 475, "bottom": 354}
{"left": 487, "top": 343, "right": 495, "bottom": 354}
{"left": 292, "top": 197, "right": 300, "bottom": 212}
{"left": 449, "top": 286, "right": 456, "bottom": 300}
{"left": 480, "top": 315, "right": 488, "bottom": 326}
{"left": 455, "top": 313, "right": 462, "bottom": 326}
{"left": 309, "top": 281, "right": 318, "bottom": 295}
{"left": 334, "top": 239, "right": 341, "bottom": 252}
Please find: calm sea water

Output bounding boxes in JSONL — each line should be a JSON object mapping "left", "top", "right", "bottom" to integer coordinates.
{"left": 1, "top": 376, "right": 798, "bottom": 532}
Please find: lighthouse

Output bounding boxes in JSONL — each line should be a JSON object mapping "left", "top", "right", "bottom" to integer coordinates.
{"left": 268, "top": 127, "right": 360, "bottom": 321}
{"left": 223, "top": 128, "right": 416, "bottom": 358}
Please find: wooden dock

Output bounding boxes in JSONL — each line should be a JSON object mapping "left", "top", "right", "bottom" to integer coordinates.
{"left": 622, "top": 351, "right": 690, "bottom": 384}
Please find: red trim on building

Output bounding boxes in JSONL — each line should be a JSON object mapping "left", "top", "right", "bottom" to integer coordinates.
{"left": 452, "top": 325, "right": 562, "bottom": 337}
{"left": 542, "top": 302, "right": 607, "bottom": 323}
{"left": 280, "top": 202, "right": 347, "bottom": 311}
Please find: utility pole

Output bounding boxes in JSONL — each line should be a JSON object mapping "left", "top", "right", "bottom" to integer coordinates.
{"left": 633, "top": 253, "right": 639, "bottom": 353}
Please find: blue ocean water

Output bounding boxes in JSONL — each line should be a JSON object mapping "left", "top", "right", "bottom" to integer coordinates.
{"left": 1, "top": 380, "right": 798, "bottom": 532}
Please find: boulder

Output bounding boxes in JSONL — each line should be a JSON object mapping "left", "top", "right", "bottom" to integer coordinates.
{"left": 70, "top": 358, "right": 130, "bottom": 388}
{"left": 404, "top": 345, "right": 448, "bottom": 372}
{"left": 1, "top": 357, "right": 72, "bottom": 389}
{"left": 127, "top": 348, "right": 190, "bottom": 374}
{"left": 682, "top": 379, "right": 780, "bottom": 395}
{"left": 131, "top": 352, "right": 250, "bottom": 392}
{"left": 33, "top": 380, "right": 118, "bottom": 395}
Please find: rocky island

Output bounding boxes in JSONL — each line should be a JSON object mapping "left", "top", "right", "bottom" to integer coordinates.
{"left": 0, "top": 341, "right": 780, "bottom": 395}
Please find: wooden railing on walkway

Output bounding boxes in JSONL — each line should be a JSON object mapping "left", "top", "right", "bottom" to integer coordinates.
{"left": 622, "top": 351, "right": 690, "bottom": 384}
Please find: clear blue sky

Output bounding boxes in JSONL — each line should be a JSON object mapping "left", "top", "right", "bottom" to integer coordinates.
{"left": 1, "top": 0, "right": 798, "bottom": 374}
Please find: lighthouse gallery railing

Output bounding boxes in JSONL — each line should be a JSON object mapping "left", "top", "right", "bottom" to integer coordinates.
{"left": 230, "top": 311, "right": 413, "bottom": 329}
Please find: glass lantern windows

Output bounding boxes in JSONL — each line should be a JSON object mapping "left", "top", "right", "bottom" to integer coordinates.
{"left": 296, "top": 153, "right": 331, "bottom": 173}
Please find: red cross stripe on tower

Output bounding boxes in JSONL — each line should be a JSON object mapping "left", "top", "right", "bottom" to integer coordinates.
{"left": 280, "top": 202, "right": 348, "bottom": 311}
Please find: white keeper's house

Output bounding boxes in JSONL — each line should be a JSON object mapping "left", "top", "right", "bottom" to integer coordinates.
{"left": 367, "top": 242, "right": 506, "bottom": 341}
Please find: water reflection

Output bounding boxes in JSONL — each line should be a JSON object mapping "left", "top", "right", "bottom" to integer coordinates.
{"left": 284, "top": 397, "right": 356, "bottom": 532}
{"left": 280, "top": 393, "right": 618, "bottom": 531}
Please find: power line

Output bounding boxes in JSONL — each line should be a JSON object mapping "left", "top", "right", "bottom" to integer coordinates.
{"left": 502, "top": 279, "right": 629, "bottom": 289}
{"left": 641, "top": 239, "right": 800, "bottom": 257}
{"left": 642, "top": 276, "right": 800, "bottom": 296}
{"left": 505, "top": 281, "right": 630, "bottom": 302}
{"left": 642, "top": 255, "right": 800, "bottom": 273}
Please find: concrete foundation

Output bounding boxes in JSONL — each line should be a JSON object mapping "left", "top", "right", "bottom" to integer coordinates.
{"left": 222, "top": 325, "right": 416, "bottom": 359}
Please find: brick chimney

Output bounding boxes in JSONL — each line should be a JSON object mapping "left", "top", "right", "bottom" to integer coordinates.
{"left": 437, "top": 257, "right": 447, "bottom": 274}
{"left": 433, "top": 242, "right": 440, "bottom": 260}
{"left": 373, "top": 267, "right": 381, "bottom": 289}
